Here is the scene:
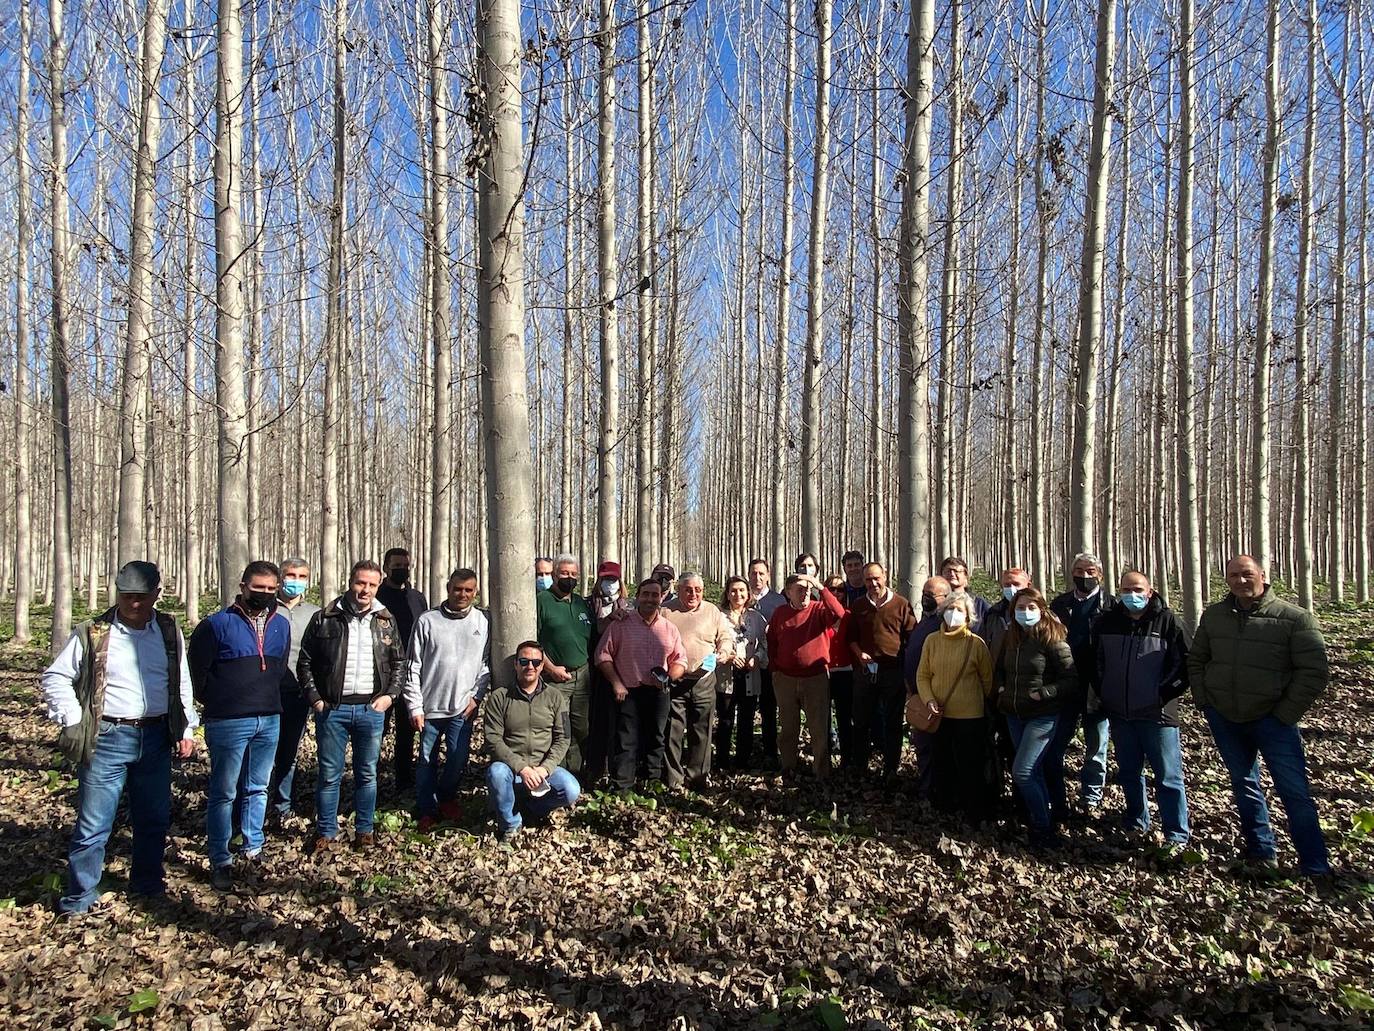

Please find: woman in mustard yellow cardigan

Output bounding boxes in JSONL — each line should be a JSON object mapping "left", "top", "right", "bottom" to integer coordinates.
{"left": 916, "top": 594, "right": 994, "bottom": 820}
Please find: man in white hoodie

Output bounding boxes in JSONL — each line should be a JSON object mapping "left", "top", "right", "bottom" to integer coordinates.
{"left": 404, "top": 568, "right": 491, "bottom": 832}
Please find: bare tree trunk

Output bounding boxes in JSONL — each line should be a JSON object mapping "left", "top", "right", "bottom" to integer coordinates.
{"left": 1292, "top": 0, "right": 1318, "bottom": 609}
{"left": 1175, "top": 0, "right": 1202, "bottom": 627}
{"left": 1068, "top": 0, "right": 1117, "bottom": 563}
{"left": 1356, "top": 60, "right": 1371, "bottom": 603}
{"left": 595, "top": 0, "right": 620, "bottom": 567}
{"left": 180, "top": 3, "right": 201, "bottom": 622}
{"left": 48, "top": 0, "right": 75, "bottom": 647}
{"left": 634, "top": 0, "right": 656, "bottom": 574}
{"left": 1249, "top": 0, "right": 1281, "bottom": 570}
{"left": 935, "top": 0, "right": 962, "bottom": 559}
{"left": 474, "top": 0, "right": 537, "bottom": 680}
{"left": 867, "top": 0, "right": 885, "bottom": 559}
{"left": 798, "top": 0, "right": 832, "bottom": 552}
{"left": 1327, "top": 7, "right": 1350, "bottom": 603}
{"left": 1029, "top": 0, "right": 1051, "bottom": 587}
{"left": 428, "top": 0, "right": 453, "bottom": 600}
{"left": 12, "top": 0, "right": 34, "bottom": 643}
{"left": 896, "top": 0, "right": 934, "bottom": 596}
{"left": 561, "top": 29, "right": 578, "bottom": 555}
{"left": 117, "top": 0, "right": 171, "bottom": 568}
{"left": 320, "top": 0, "right": 347, "bottom": 596}
{"left": 771, "top": 0, "right": 797, "bottom": 581}
{"left": 1101, "top": 9, "right": 1130, "bottom": 590}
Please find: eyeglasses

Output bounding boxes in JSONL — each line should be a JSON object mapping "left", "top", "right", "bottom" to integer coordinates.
{"left": 516, "top": 657, "right": 541, "bottom": 668}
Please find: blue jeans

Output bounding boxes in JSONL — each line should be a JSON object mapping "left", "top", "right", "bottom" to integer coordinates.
{"left": 268, "top": 692, "right": 311, "bottom": 816}
{"left": 60, "top": 721, "right": 171, "bottom": 914}
{"left": 315, "top": 704, "right": 385, "bottom": 839}
{"left": 1203, "top": 707, "right": 1330, "bottom": 874}
{"left": 1007, "top": 714, "right": 1061, "bottom": 836}
{"left": 1109, "top": 717, "right": 1189, "bottom": 843}
{"left": 415, "top": 714, "right": 474, "bottom": 818}
{"left": 206, "top": 715, "right": 280, "bottom": 868}
{"left": 486, "top": 761, "right": 581, "bottom": 833}
{"left": 1046, "top": 703, "right": 1109, "bottom": 811}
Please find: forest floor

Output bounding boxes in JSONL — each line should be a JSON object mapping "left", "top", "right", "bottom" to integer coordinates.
{"left": 1, "top": 608, "right": 1373, "bottom": 1030}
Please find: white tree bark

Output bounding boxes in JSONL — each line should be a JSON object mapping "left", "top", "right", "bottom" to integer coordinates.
{"left": 634, "top": 0, "right": 656, "bottom": 576}
{"left": 1292, "top": 0, "right": 1318, "bottom": 609}
{"left": 896, "top": 0, "right": 934, "bottom": 596}
{"left": 12, "top": 0, "right": 34, "bottom": 643}
{"left": 48, "top": 0, "right": 76, "bottom": 647}
{"left": 1327, "top": 6, "right": 1350, "bottom": 603}
{"left": 475, "top": 0, "right": 537, "bottom": 682}
{"left": 117, "top": 0, "right": 171, "bottom": 568}
{"left": 799, "top": 0, "right": 832, "bottom": 552}
{"left": 1068, "top": 0, "right": 1117, "bottom": 563}
{"left": 1249, "top": 0, "right": 1281, "bottom": 570}
{"left": 428, "top": 0, "right": 453, "bottom": 600}
{"left": 180, "top": 0, "right": 201, "bottom": 622}
{"left": 1175, "top": 0, "right": 1202, "bottom": 628}
{"left": 320, "top": 0, "right": 347, "bottom": 596}
{"left": 595, "top": 0, "right": 620, "bottom": 568}
{"left": 770, "top": 0, "right": 797, "bottom": 582}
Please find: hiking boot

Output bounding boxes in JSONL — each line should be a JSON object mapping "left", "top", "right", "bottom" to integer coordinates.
{"left": 210, "top": 865, "right": 234, "bottom": 892}
{"left": 417, "top": 815, "right": 439, "bottom": 834}
{"left": 353, "top": 832, "right": 376, "bottom": 852}
{"left": 311, "top": 836, "right": 337, "bottom": 856}
{"left": 496, "top": 827, "right": 520, "bottom": 851}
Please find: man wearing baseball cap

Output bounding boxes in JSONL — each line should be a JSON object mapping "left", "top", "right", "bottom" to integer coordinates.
{"left": 535, "top": 553, "right": 596, "bottom": 777}
{"left": 651, "top": 564, "right": 677, "bottom": 608}
{"left": 40, "top": 561, "right": 198, "bottom": 914}
{"left": 583, "top": 560, "right": 631, "bottom": 783}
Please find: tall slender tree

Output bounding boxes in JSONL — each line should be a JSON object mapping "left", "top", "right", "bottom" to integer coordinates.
{"left": 12, "top": 0, "right": 35, "bottom": 644}
{"left": 1175, "top": 0, "right": 1202, "bottom": 627}
{"left": 428, "top": 0, "right": 453, "bottom": 601}
{"left": 475, "top": 0, "right": 537, "bottom": 679}
{"left": 595, "top": 0, "right": 620, "bottom": 567}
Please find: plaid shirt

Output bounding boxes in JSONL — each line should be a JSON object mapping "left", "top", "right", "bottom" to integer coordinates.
{"left": 595, "top": 611, "right": 687, "bottom": 688}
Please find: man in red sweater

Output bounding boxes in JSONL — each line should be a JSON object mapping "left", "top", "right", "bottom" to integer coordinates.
{"left": 847, "top": 563, "right": 918, "bottom": 782}
{"left": 765, "top": 574, "right": 845, "bottom": 780}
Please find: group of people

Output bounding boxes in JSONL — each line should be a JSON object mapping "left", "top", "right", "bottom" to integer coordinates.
{"left": 39, "top": 544, "right": 1334, "bottom": 913}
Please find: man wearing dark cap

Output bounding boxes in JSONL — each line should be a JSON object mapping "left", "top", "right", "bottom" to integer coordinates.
{"left": 583, "top": 560, "right": 631, "bottom": 784}
{"left": 651, "top": 563, "right": 677, "bottom": 608}
{"left": 536, "top": 553, "right": 595, "bottom": 777}
{"left": 40, "top": 561, "right": 197, "bottom": 914}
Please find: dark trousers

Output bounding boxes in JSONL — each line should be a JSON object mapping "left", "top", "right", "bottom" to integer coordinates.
{"left": 757, "top": 668, "right": 778, "bottom": 766}
{"left": 830, "top": 669, "right": 855, "bottom": 767}
{"left": 852, "top": 663, "right": 906, "bottom": 775}
{"left": 393, "top": 697, "right": 417, "bottom": 788}
{"left": 665, "top": 672, "right": 716, "bottom": 788}
{"left": 613, "top": 686, "right": 671, "bottom": 789}
{"left": 931, "top": 716, "right": 991, "bottom": 820}
{"left": 583, "top": 669, "right": 618, "bottom": 784}
{"left": 268, "top": 690, "right": 311, "bottom": 816}
{"left": 554, "top": 665, "right": 591, "bottom": 774}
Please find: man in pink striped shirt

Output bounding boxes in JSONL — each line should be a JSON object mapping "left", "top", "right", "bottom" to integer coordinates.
{"left": 596, "top": 580, "right": 687, "bottom": 792}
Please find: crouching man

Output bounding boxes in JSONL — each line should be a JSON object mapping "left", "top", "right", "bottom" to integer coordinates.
{"left": 483, "top": 641, "right": 580, "bottom": 845}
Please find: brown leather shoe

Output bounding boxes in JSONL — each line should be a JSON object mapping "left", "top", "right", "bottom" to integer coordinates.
{"left": 311, "top": 836, "right": 336, "bottom": 856}
{"left": 353, "top": 832, "right": 375, "bottom": 851}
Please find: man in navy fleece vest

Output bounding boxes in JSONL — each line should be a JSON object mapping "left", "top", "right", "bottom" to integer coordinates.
{"left": 188, "top": 561, "right": 293, "bottom": 892}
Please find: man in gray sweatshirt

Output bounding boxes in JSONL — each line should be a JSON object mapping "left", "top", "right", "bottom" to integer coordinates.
{"left": 403, "top": 568, "right": 491, "bottom": 831}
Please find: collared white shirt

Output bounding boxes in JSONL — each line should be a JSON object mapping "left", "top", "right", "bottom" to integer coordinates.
{"left": 41, "top": 615, "right": 198, "bottom": 737}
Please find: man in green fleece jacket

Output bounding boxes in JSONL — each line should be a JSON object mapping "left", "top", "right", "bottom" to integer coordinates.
{"left": 1189, "top": 555, "right": 1331, "bottom": 876}
{"left": 483, "top": 641, "right": 580, "bottom": 845}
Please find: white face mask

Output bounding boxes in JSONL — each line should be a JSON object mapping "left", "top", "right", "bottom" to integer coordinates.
{"left": 943, "top": 608, "right": 967, "bottom": 628}
{"left": 599, "top": 578, "right": 619, "bottom": 595}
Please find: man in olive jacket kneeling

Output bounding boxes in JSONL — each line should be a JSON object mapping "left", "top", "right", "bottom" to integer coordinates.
{"left": 484, "top": 641, "right": 580, "bottom": 845}
{"left": 1188, "top": 555, "right": 1331, "bottom": 876}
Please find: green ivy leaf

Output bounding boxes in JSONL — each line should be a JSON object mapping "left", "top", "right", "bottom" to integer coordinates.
{"left": 126, "top": 989, "right": 159, "bottom": 1014}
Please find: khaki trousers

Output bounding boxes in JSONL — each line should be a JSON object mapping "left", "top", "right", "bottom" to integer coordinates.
{"left": 773, "top": 671, "right": 831, "bottom": 777}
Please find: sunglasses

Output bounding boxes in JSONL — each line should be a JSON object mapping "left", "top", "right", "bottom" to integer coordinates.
{"left": 516, "top": 657, "right": 542, "bottom": 668}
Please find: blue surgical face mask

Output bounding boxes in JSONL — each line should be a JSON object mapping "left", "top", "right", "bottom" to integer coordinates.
{"left": 1015, "top": 607, "right": 1041, "bottom": 628}
{"left": 1002, "top": 586, "right": 1018, "bottom": 602}
{"left": 536, "top": 574, "right": 553, "bottom": 591}
{"left": 281, "top": 579, "right": 308, "bottom": 599}
{"left": 1121, "top": 591, "right": 1149, "bottom": 612}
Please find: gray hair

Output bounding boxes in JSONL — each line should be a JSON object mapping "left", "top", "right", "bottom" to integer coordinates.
{"left": 678, "top": 571, "right": 704, "bottom": 588}
{"left": 1072, "top": 552, "right": 1102, "bottom": 571}
{"left": 280, "top": 556, "right": 311, "bottom": 573}
{"left": 936, "top": 593, "right": 976, "bottom": 621}
{"left": 552, "top": 552, "right": 579, "bottom": 568}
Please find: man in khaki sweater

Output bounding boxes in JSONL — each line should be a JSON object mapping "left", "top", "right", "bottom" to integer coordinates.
{"left": 663, "top": 574, "right": 735, "bottom": 791}
{"left": 847, "top": 563, "right": 918, "bottom": 782}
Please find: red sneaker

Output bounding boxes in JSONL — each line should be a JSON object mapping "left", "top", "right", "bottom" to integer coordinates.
{"left": 438, "top": 800, "right": 463, "bottom": 823}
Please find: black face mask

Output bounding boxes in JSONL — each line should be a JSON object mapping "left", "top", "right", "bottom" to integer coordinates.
{"left": 388, "top": 568, "right": 410, "bottom": 587}
{"left": 920, "top": 594, "right": 937, "bottom": 614}
{"left": 555, "top": 576, "right": 577, "bottom": 595}
{"left": 243, "top": 589, "right": 275, "bottom": 612}
{"left": 1073, "top": 575, "right": 1098, "bottom": 594}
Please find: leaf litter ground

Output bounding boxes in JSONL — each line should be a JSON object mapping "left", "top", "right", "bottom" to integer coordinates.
{"left": 1, "top": 609, "right": 1373, "bottom": 1029}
